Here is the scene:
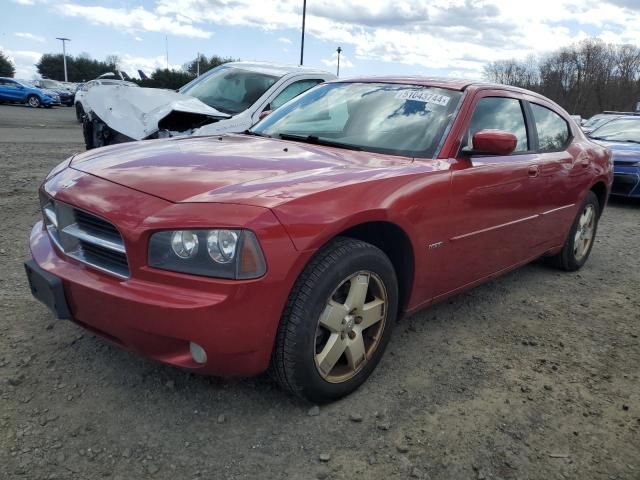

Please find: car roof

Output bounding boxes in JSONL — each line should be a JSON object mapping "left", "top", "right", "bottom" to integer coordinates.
{"left": 330, "top": 76, "right": 557, "bottom": 94}
{"left": 224, "top": 61, "right": 332, "bottom": 77}
{"left": 601, "top": 115, "right": 640, "bottom": 121}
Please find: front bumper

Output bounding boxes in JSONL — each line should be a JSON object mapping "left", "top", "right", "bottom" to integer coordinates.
{"left": 612, "top": 165, "right": 640, "bottom": 197}
{"left": 27, "top": 170, "right": 308, "bottom": 376}
{"left": 42, "top": 97, "right": 61, "bottom": 106}
{"left": 28, "top": 221, "right": 294, "bottom": 376}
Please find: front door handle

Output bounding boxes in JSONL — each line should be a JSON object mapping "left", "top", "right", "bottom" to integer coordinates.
{"left": 528, "top": 164, "right": 540, "bottom": 177}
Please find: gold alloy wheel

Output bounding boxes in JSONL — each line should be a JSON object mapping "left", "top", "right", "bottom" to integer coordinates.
{"left": 314, "top": 271, "right": 388, "bottom": 383}
{"left": 574, "top": 204, "right": 596, "bottom": 262}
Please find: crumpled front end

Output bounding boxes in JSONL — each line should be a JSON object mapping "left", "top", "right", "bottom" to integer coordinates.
{"left": 82, "top": 85, "right": 230, "bottom": 149}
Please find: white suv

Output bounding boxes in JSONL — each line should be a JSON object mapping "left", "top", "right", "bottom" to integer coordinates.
{"left": 81, "top": 62, "right": 336, "bottom": 149}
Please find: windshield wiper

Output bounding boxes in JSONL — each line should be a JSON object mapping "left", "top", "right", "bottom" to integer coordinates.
{"left": 278, "top": 133, "right": 362, "bottom": 151}
{"left": 621, "top": 139, "right": 640, "bottom": 144}
{"left": 243, "top": 130, "right": 271, "bottom": 138}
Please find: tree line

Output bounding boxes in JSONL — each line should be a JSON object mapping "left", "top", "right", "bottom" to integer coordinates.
{"left": 30, "top": 52, "right": 237, "bottom": 89}
{"left": 483, "top": 38, "right": 640, "bottom": 117}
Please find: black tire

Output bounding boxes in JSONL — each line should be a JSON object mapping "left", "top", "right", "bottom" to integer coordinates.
{"left": 547, "top": 191, "right": 600, "bottom": 271}
{"left": 270, "top": 237, "right": 398, "bottom": 403}
{"left": 82, "top": 116, "right": 96, "bottom": 150}
{"left": 26, "top": 95, "right": 41, "bottom": 108}
{"left": 75, "top": 103, "right": 85, "bottom": 123}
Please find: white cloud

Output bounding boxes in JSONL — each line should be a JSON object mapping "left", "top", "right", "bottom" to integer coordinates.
{"left": 55, "top": 3, "right": 213, "bottom": 39}
{"left": 11, "top": 0, "right": 640, "bottom": 78}
{"left": 14, "top": 32, "right": 46, "bottom": 43}
{"left": 0, "top": 45, "right": 42, "bottom": 79}
{"left": 117, "top": 54, "right": 182, "bottom": 79}
{"left": 153, "top": 0, "right": 640, "bottom": 76}
{"left": 321, "top": 50, "right": 354, "bottom": 71}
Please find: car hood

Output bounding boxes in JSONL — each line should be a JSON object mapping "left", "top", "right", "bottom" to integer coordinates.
{"left": 594, "top": 140, "right": 640, "bottom": 164}
{"left": 70, "top": 134, "right": 416, "bottom": 207}
{"left": 84, "top": 85, "right": 230, "bottom": 140}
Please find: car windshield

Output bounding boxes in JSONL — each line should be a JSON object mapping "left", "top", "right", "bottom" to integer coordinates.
{"left": 585, "top": 114, "right": 618, "bottom": 130}
{"left": 252, "top": 82, "right": 462, "bottom": 158}
{"left": 590, "top": 118, "right": 640, "bottom": 143}
{"left": 41, "top": 80, "right": 63, "bottom": 89}
{"left": 180, "top": 66, "right": 279, "bottom": 115}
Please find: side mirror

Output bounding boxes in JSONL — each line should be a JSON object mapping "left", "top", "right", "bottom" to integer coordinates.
{"left": 259, "top": 110, "right": 272, "bottom": 121}
{"left": 463, "top": 129, "right": 517, "bottom": 156}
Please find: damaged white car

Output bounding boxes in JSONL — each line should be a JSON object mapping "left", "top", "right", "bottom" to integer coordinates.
{"left": 81, "top": 62, "right": 335, "bottom": 149}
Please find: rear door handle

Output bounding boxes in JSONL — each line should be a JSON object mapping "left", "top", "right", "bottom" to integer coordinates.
{"left": 528, "top": 165, "right": 539, "bottom": 177}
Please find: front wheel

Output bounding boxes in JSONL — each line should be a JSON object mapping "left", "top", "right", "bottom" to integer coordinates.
{"left": 270, "top": 237, "right": 398, "bottom": 402}
{"left": 75, "top": 103, "right": 85, "bottom": 122}
{"left": 547, "top": 190, "right": 600, "bottom": 271}
{"left": 26, "top": 95, "right": 41, "bottom": 108}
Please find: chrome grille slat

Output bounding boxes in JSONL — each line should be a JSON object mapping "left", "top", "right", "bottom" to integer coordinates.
{"left": 41, "top": 198, "right": 129, "bottom": 279}
{"left": 62, "top": 223, "right": 126, "bottom": 254}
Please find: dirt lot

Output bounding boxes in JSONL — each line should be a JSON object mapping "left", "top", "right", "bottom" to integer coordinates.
{"left": 0, "top": 103, "right": 638, "bottom": 480}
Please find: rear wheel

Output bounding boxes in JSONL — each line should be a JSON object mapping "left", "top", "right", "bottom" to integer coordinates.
{"left": 270, "top": 237, "right": 398, "bottom": 402}
{"left": 75, "top": 103, "right": 85, "bottom": 123}
{"left": 547, "top": 191, "right": 600, "bottom": 271}
{"left": 26, "top": 95, "right": 41, "bottom": 108}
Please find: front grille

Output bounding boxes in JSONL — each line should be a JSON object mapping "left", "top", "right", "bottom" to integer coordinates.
{"left": 612, "top": 174, "right": 639, "bottom": 196}
{"left": 41, "top": 197, "right": 129, "bottom": 279}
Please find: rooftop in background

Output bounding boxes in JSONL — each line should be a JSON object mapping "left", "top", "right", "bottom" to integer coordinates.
{"left": 223, "top": 62, "right": 333, "bottom": 77}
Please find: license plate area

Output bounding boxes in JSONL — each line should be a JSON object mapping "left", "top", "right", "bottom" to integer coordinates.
{"left": 24, "top": 260, "right": 71, "bottom": 320}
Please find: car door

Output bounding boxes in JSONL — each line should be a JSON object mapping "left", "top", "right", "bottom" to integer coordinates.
{"left": 434, "top": 92, "right": 546, "bottom": 297}
{"left": 5, "top": 80, "right": 24, "bottom": 102}
{"left": 527, "top": 102, "right": 581, "bottom": 246}
{"left": 0, "top": 80, "right": 9, "bottom": 101}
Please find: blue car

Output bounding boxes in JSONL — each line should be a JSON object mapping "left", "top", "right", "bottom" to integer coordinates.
{"left": 590, "top": 116, "right": 640, "bottom": 198}
{"left": 0, "top": 77, "right": 60, "bottom": 108}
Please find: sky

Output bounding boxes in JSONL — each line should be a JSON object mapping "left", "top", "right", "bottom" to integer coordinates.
{"left": 2, "top": 0, "right": 640, "bottom": 81}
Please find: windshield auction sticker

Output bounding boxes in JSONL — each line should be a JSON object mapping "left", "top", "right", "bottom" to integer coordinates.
{"left": 396, "top": 90, "right": 451, "bottom": 106}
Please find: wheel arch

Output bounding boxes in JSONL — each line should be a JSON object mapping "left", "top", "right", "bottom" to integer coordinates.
{"left": 328, "top": 220, "right": 415, "bottom": 314}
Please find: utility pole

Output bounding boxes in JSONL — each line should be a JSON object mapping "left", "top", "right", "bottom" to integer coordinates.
{"left": 300, "top": 0, "right": 307, "bottom": 65}
{"left": 197, "top": 52, "right": 200, "bottom": 77}
{"left": 165, "top": 36, "right": 169, "bottom": 69}
{"left": 336, "top": 46, "right": 342, "bottom": 77}
{"left": 55, "top": 37, "right": 70, "bottom": 82}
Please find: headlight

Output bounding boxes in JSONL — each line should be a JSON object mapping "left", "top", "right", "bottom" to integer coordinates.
{"left": 148, "top": 229, "right": 266, "bottom": 279}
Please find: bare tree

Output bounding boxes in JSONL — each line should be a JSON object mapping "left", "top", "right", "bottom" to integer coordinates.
{"left": 484, "top": 38, "right": 640, "bottom": 116}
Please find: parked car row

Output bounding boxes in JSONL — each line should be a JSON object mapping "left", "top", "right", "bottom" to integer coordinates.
{"left": 586, "top": 114, "right": 640, "bottom": 198}
{"left": 31, "top": 79, "right": 75, "bottom": 106}
{"left": 26, "top": 75, "right": 613, "bottom": 402}
{"left": 0, "top": 77, "right": 61, "bottom": 107}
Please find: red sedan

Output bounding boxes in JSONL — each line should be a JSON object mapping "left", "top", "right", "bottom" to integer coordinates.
{"left": 25, "top": 78, "right": 613, "bottom": 402}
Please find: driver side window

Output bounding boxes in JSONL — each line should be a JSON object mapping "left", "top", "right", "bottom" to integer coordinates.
{"left": 268, "top": 79, "right": 323, "bottom": 111}
{"left": 465, "top": 97, "right": 529, "bottom": 153}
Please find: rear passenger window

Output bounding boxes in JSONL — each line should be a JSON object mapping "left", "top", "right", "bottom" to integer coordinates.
{"left": 466, "top": 97, "right": 529, "bottom": 153}
{"left": 531, "top": 104, "right": 570, "bottom": 152}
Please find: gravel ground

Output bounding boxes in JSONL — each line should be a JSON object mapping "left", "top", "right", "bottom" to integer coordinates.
{"left": 0, "top": 104, "right": 638, "bottom": 480}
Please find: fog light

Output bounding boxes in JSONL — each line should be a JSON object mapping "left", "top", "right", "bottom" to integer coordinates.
{"left": 190, "top": 342, "right": 207, "bottom": 364}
